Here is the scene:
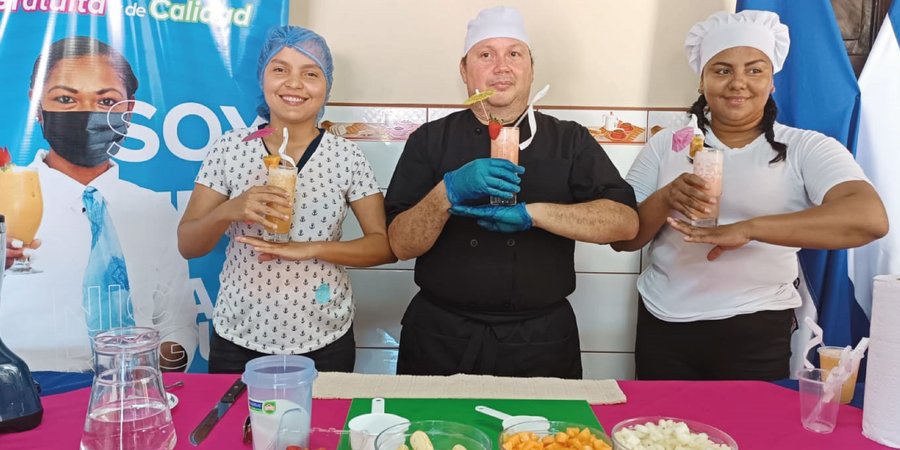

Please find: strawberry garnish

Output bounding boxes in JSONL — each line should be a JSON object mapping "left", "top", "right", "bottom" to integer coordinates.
{"left": 0, "top": 147, "right": 11, "bottom": 170}
{"left": 488, "top": 119, "right": 502, "bottom": 140}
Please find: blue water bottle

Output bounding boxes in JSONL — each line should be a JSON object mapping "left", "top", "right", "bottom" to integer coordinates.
{"left": 0, "top": 214, "right": 44, "bottom": 432}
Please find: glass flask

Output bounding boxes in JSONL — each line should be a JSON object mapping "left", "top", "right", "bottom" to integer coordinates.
{"left": 80, "top": 327, "right": 176, "bottom": 450}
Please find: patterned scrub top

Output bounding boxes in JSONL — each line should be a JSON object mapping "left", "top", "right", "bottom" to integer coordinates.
{"left": 195, "top": 128, "right": 380, "bottom": 353}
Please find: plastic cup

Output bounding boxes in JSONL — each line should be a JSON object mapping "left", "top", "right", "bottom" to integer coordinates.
{"left": 242, "top": 355, "right": 318, "bottom": 450}
{"left": 817, "top": 346, "right": 860, "bottom": 404}
{"left": 264, "top": 160, "right": 297, "bottom": 243}
{"left": 348, "top": 398, "right": 409, "bottom": 450}
{"left": 691, "top": 148, "right": 723, "bottom": 227}
{"left": 490, "top": 126, "right": 519, "bottom": 206}
{"left": 798, "top": 368, "right": 841, "bottom": 434}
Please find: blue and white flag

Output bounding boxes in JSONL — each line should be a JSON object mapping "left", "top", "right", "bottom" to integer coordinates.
{"left": 851, "top": 3, "right": 900, "bottom": 324}
{"left": 736, "top": 0, "right": 869, "bottom": 378}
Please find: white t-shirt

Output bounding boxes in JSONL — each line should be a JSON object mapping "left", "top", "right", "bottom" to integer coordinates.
{"left": 195, "top": 129, "right": 380, "bottom": 354}
{"left": 0, "top": 151, "right": 198, "bottom": 371}
{"left": 626, "top": 123, "right": 869, "bottom": 322}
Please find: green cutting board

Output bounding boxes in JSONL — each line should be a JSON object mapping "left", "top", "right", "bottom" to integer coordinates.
{"left": 337, "top": 398, "right": 602, "bottom": 450}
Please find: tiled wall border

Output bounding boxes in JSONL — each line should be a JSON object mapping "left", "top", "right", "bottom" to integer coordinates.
{"left": 324, "top": 102, "right": 689, "bottom": 146}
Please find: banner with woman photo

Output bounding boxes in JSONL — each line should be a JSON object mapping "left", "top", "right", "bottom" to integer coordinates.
{"left": 0, "top": 0, "right": 287, "bottom": 373}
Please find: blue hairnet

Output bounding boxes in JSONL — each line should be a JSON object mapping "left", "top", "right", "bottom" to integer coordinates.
{"left": 257, "top": 25, "right": 334, "bottom": 122}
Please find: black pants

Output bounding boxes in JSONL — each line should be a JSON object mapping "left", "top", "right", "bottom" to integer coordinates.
{"left": 635, "top": 300, "right": 792, "bottom": 381}
{"left": 397, "top": 294, "right": 582, "bottom": 379}
{"left": 208, "top": 326, "right": 356, "bottom": 374}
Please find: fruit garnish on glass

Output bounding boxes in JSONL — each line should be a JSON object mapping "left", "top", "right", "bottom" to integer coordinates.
{"left": 465, "top": 89, "right": 504, "bottom": 140}
{"left": 0, "top": 147, "right": 13, "bottom": 171}
{"left": 262, "top": 155, "right": 281, "bottom": 168}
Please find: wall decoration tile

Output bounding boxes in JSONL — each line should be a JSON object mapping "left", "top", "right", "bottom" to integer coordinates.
{"left": 574, "top": 242, "right": 640, "bottom": 274}
{"left": 321, "top": 105, "right": 426, "bottom": 141}
{"left": 355, "top": 348, "right": 399, "bottom": 375}
{"left": 355, "top": 140, "right": 405, "bottom": 188}
{"left": 348, "top": 269, "right": 417, "bottom": 347}
{"left": 569, "top": 273, "right": 639, "bottom": 352}
{"left": 341, "top": 212, "right": 416, "bottom": 270}
{"left": 582, "top": 352, "right": 635, "bottom": 380}
{"left": 647, "top": 110, "right": 690, "bottom": 138}
{"left": 539, "top": 108, "right": 648, "bottom": 144}
{"left": 427, "top": 107, "right": 464, "bottom": 122}
{"left": 605, "top": 143, "right": 643, "bottom": 177}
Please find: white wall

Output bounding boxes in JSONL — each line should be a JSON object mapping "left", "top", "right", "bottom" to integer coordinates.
{"left": 291, "top": 0, "right": 737, "bottom": 107}
{"left": 289, "top": 0, "right": 739, "bottom": 378}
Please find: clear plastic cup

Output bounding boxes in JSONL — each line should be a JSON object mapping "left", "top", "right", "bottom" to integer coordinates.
{"left": 691, "top": 148, "right": 724, "bottom": 227}
{"left": 242, "top": 355, "right": 318, "bottom": 450}
{"left": 818, "top": 346, "right": 860, "bottom": 404}
{"left": 798, "top": 368, "right": 841, "bottom": 434}
{"left": 490, "top": 126, "right": 519, "bottom": 206}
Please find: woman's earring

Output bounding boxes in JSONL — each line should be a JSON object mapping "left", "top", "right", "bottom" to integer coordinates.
{"left": 697, "top": 88, "right": 703, "bottom": 94}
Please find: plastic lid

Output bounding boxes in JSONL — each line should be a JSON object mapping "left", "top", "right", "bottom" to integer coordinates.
{"left": 242, "top": 355, "right": 318, "bottom": 388}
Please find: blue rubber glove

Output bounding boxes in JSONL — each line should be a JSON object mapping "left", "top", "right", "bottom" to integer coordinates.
{"left": 443, "top": 158, "right": 524, "bottom": 206}
{"left": 449, "top": 203, "right": 533, "bottom": 233}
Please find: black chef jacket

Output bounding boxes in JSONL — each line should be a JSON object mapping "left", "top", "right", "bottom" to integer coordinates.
{"left": 384, "top": 109, "right": 637, "bottom": 378}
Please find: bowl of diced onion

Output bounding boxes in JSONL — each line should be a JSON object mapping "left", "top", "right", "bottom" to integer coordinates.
{"left": 610, "top": 417, "right": 737, "bottom": 450}
{"left": 500, "top": 420, "right": 613, "bottom": 450}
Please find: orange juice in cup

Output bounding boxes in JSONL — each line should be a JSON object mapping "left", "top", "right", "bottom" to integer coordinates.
{"left": 490, "top": 126, "right": 519, "bottom": 206}
{"left": 0, "top": 166, "right": 43, "bottom": 274}
{"left": 818, "top": 346, "right": 860, "bottom": 404}
{"left": 263, "top": 157, "right": 296, "bottom": 243}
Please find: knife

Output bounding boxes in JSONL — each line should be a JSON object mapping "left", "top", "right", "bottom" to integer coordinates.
{"left": 189, "top": 378, "right": 247, "bottom": 446}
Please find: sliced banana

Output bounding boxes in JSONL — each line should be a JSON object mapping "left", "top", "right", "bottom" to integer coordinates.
{"left": 410, "top": 430, "right": 435, "bottom": 450}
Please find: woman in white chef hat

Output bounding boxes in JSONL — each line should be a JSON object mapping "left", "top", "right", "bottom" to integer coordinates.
{"left": 612, "top": 10, "right": 887, "bottom": 380}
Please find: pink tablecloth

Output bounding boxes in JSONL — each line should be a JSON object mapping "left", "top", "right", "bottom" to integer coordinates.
{"left": 0, "top": 373, "right": 890, "bottom": 449}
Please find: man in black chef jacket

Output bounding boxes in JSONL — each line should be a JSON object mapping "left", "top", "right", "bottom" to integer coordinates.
{"left": 384, "top": 6, "right": 639, "bottom": 378}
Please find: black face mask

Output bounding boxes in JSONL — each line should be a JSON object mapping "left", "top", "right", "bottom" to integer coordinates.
{"left": 39, "top": 109, "right": 130, "bottom": 167}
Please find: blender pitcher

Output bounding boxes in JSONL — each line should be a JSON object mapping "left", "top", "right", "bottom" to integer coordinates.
{"left": 80, "top": 327, "right": 176, "bottom": 450}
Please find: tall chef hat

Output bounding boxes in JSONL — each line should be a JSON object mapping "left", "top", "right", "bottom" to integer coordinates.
{"left": 685, "top": 10, "right": 790, "bottom": 74}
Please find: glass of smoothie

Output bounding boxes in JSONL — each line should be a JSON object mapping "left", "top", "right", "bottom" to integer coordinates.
{"left": 0, "top": 166, "right": 43, "bottom": 274}
{"left": 490, "top": 126, "right": 519, "bottom": 206}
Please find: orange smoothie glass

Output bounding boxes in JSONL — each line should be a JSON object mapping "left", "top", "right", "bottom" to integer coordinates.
{"left": 818, "top": 346, "right": 860, "bottom": 404}
{"left": 264, "top": 160, "right": 296, "bottom": 243}
{"left": 490, "top": 126, "right": 519, "bottom": 206}
{"left": 0, "top": 166, "right": 43, "bottom": 274}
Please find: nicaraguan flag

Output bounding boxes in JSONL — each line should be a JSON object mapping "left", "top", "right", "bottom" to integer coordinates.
{"left": 851, "top": 3, "right": 900, "bottom": 325}
{"left": 736, "top": 0, "right": 869, "bottom": 378}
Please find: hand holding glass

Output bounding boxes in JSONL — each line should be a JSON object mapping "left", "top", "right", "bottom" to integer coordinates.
{"left": 0, "top": 166, "right": 43, "bottom": 274}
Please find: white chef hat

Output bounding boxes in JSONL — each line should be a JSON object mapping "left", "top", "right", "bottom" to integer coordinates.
{"left": 685, "top": 10, "right": 790, "bottom": 74}
{"left": 463, "top": 6, "right": 530, "bottom": 56}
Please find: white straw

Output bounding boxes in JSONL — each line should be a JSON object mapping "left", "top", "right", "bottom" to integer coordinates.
{"left": 277, "top": 128, "right": 296, "bottom": 167}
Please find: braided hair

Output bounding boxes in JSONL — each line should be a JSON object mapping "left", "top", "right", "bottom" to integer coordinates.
{"left": 688, "top": 94, "right": 787, "bottom": 164}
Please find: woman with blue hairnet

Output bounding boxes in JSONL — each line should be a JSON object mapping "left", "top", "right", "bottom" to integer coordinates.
{"left": 178, "top": 26, "right": 395, "bottom": 373}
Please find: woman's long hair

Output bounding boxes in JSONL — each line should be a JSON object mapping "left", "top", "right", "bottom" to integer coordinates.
{"left": 689, "top": 94, "right": 787, "bottom": 164}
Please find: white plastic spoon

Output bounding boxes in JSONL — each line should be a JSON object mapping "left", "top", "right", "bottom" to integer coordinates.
{"left": 475, "top": 405, "right": 550, "bottom": 432}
